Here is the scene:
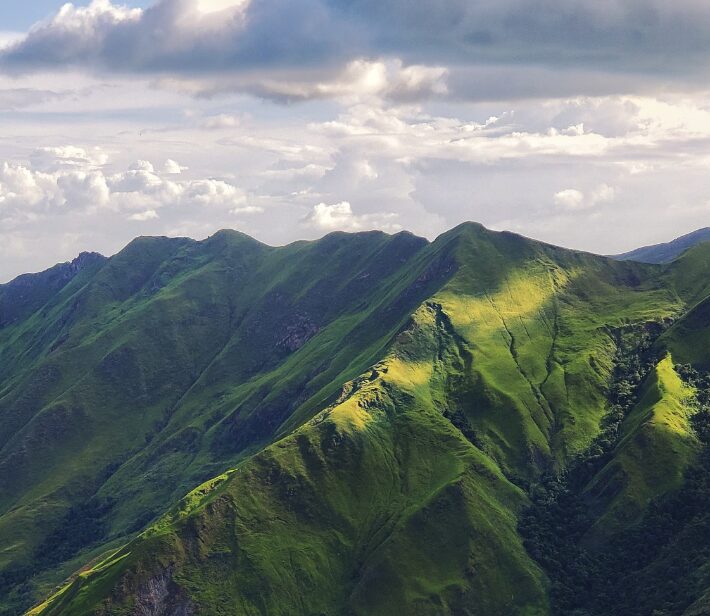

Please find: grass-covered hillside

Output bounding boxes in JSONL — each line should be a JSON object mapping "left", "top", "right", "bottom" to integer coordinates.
{"left": 2, "top": 224, "right": 709, "bottom": 615}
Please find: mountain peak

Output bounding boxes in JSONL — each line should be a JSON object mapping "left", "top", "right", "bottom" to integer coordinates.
{"left": 70, "top": 251, "right": 106, "bottom": 271}
{"left": 438, "top": 220, "right": 489, "bottom": 238}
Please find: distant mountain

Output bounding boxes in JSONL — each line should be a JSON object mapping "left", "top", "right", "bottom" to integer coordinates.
{"left": 613, "top": 227, "right": 710, "bottom": 263}
{"left": 1, "top": 224, "right": 709, "bottom": 616}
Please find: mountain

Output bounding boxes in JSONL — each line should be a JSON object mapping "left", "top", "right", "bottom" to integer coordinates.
{"left": 0, "top": 252, "right": 106, "bottom": 328}
{"left": 613, "top": 227, "right": 710, "bottom": 263}
{"left": 0, "top": 224, "right": 709, "bottom": 615}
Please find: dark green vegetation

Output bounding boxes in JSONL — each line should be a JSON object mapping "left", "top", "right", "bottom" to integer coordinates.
{"left": 0, "top": 223, "right": 708, "bottom": 615}
{"left": 613, "top": 226, "right": 710, "bottom": 263}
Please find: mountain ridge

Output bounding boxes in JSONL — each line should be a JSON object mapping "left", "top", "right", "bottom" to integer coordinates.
{"left": 613, "top": 226, "right": 710, "bottom": 264}
{"left": 7, "top": 218, "right": 688, "bottom": 289}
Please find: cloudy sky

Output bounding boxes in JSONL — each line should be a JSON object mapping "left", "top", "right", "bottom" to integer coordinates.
{"left": 0, "top": 0, "right": 710, "bottom": 280}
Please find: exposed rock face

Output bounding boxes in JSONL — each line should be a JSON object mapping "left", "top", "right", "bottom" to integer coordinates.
{"left": 70, "top": 251, "right": 105, "bottom": 273}
{"left": 130, "top": 568, "right": 194, "bottom": 616}
{"left": 277, "top": 314, "right": 319, "bottom": 352}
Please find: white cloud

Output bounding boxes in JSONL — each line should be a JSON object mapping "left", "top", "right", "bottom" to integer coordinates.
{"left": 0, "top": 32, "right": 23, "bottom": 51}
{"left": 251, "top": 59, "right": 449, "bottom": 103}
{"left": 0, "top": 87, "right": 75, "bottom": 110}
{"left": 554, "top": 188, "right": 586, "bottom": 210}
{"left": 128, "top": 209, "right": 158, "bottom": 221}
{"left": 164, "top": 159, "right": 185, "bottom": 174}
{"left": 590, "top": 183, "right": 615, "bottom": 205}
{"left": 308, "top": 201, "right": 357, "bottom": 231}
{"left": 31, "top": 146, "right": 107, "bottom": 171}
{"left": 195, "top": 0, "right": 250, "bottom": 15}
{"left": 0, "top": 147, "right": 253, "bottom": 220}
{"left": 46, "top": 1, "right": 141, "bottom": 33}
{"left": 129, "top": 160, "right": 154, "bottom": 172}
{"left": 554, "top": 184, "right": 615, "bottom": 211}
{"left": 201, "top": 114, "right": 241, "bottom": 130}
{"left": 183, "top": 179, "right": 245, "bottom": 207}
{"left": 57, "top": 169, "right": 111, "bottom": 209}
{"left": 230, "top": 204, "right": 264, "bottom": 215}
{"left": 164, "top": 58, "right": 449, "bottom": 102}
{"left": 305, "top": 200, "right": 401, "bottom": 232}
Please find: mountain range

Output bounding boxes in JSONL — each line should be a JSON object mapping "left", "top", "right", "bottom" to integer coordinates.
{"left": 613, "top": 227, "right": 710, "bottom": 263}
{"left": 1, "top": 223, "right": 709, "bottom": 615}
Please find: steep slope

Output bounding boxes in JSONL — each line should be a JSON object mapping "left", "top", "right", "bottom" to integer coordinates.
{"left": 29, "top": 302, "right": 550, "bottom": 616}
{"left": 0, "top": 229, "right": 450, "bottom": 614}
{"left": 586, "top": 355, "right": 699, "bottom": 533}
{"left": 518, "top": 353, "right": 707, "bottom": 615}
{"left": 613, "top": 227, "right": 710, "bottom": 263}
{"left": 22, "top": 223, "right": 710, "bottom": 616}
{"left": 0, "top": 253, "right": 106, "bottom": 329}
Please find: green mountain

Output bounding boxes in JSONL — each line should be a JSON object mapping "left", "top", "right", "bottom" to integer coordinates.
{"left": 613, "top": 227, "right": 710, "bottom": 263}
{"left": 1, "top": 224, "right": 709, "bottom": 615}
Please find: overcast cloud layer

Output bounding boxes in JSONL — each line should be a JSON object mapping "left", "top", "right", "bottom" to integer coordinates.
{"left": 6, "top": 0, "right": 710, "bottom": 99}
{"left": 0, "top": 0, "right": 709, "bottom": 280}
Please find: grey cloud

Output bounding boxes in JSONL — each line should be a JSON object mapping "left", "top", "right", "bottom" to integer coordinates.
{"left": 1, "top": 0, "right": 355, "bottom": 74}
{"left": 0, "top": 87, "right": 76, "bottom": 110}
{"left": 2, "top": 0, "right": 710, "bottom": 101}
{"left": 341, "top": 0, "right": 710, "bottom": 69}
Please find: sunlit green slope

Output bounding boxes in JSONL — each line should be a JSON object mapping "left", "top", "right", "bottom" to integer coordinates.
{"left": 586, "top": 355, "right": 700, "bottom": 533}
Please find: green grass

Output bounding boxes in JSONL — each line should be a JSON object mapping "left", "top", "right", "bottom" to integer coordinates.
{"left": 586, "top": 355, "right": 700, "bottom": 534}
{"left": 31, "top": 295, "right": 550, "bottom": 615}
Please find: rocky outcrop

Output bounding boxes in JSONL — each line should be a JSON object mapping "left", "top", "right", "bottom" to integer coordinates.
{"left": 132, "top": 569, "right": 194, "bottom": 616}
{"left": 277, "top": 314, "right": 319, "bottom": 352}
{"left": 0, "top": 252, "right": 105, "bottom": 327}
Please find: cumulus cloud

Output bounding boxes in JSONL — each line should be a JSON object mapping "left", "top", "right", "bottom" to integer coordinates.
{"left": 163, "top": 159, "right": 185, "bottom": 174}
{"left": 0, "top": 148, "right": 253, "bottom": 222}
{"left": 554, "top": 184, "right": 616, "bottom": 211}
{"left": 195, "top": 0, "right": 249, "bottom": 14}
{"left": 129, "top": 208, "right": 159, "bottom": 221}
{"left": 242, "top": 59, "right": 449, "bottom": 103}
{"left": 554, "top": 189, "right": 585, "bottom": 210}
{"left": 31, "top": 146, "right": 108, "bottom": 171}
{"left": 305, "top": 200, "right": 400, "bottom": 232}
{"left": 153, "top": 58, "right": 448, "bottom": 102}
{"left": 307, "top": 201, "right": 357, "bottom": 231}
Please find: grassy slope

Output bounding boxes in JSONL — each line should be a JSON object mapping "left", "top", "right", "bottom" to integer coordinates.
{"left": 658, "top": 243, "right": 710, "bottom": 370}
{"left": 433, "top": 226, "right": 680, "bottom": 478}
{"left": 586, "top": 355, "right": 699, "bottom": 534}
{"left": 0, "top": 229, "right": 454, "bottom": 612}
{"left": 30, "top": 302, "right": 549, "bottom": 616}
{"left": 26, "top": 223, "right": 710, "bottom": 616}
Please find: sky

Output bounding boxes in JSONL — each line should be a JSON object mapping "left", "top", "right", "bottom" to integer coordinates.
{"left": 0, "top": 0, "right": 710, "bottom": 280}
